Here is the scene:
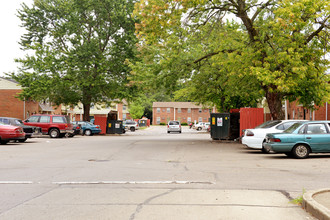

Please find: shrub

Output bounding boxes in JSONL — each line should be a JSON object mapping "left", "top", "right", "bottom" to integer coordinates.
{"left": 181, "top": 123, "right": 188, "bottom": 126}
{"left": 160, "top": 122, "right": 166, "bottom": 125}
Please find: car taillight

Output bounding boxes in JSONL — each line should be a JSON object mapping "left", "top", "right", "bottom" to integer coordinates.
{"left": 270, "top": 138, "right": 281, "bottom": 142}
{"left": 246, "top": 130, "right": 254, "bottom": 136}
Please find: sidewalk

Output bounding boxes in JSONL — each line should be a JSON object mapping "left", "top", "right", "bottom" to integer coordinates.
{"left": 303, "top": 189, "right": 330, "bottom": 220}
{"left": 0, "top": 188, "right": 313, "bottom": 219}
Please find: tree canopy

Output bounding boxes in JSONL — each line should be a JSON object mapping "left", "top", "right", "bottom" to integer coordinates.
{"left": 13, "top": 0, "right": 138, "bottom": 120}
{"left": 132, "top": 0, "right": 330, "bottom": 119}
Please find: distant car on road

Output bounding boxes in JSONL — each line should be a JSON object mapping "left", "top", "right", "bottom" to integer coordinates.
{"left": 0, "top": 122, "right": 25, "bottom": 144}
{"left": 72, "top": 121, "right": 101, "bottom": 136}
{"left": 24, "top": 114, "right": 74, "bottom": 138}
{"left": 242, "top": 120, "right": 306, "bottom": 153}
{"left": 264, "top": 121, "right": 330, "bottom": 159}
{"left": 195, "top": 122, "right": 209, "bottom": 131}
{"left": 124, "top": 120, "right": 139, "bottom": 132}
{"left": 167, "top": 120, "right": 181, "bottom": 133}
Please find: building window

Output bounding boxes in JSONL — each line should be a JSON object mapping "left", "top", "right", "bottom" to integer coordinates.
{"left": 156, "top": 117, "right": 161, "bottom": 124}
{"left": 199, "top": 108, "right": 202, "bottom": 113}
{"left": 178, "top": 108, "right": 181, "bottom": 113}
{"left": 123, "top": 113, "right": 127, "bottom": 120}
{"left": 167, "top": 108, "right": 171, "bottom": 113}
{"left": 123, "top": 105, "right": 127, "bottom": 111}
{"left": 157, "top": 108, "right": 160, "bottom": 113}
{"left": 188, "top": 108, "right": 191, "bottom": 113}
{"left": 198, "top": 117, "right": 202, "bottom": 122}
{"left": 188, "top": 117, "right": 191, "bottom": 123}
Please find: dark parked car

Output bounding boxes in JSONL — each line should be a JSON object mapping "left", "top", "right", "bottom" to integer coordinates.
{"left": 70, "top": 123, "right": 81, "bottom": 137}
{"left": 0, "top": 117, "right": 42, "bottom": 142}
{"left": 72, "top": 121, "right": 101, "bottom": 136}
{"left": 24, "top": 114, "right": 74, "bottom": 138}
{"left": 0, "top": 122, "right": 25, "bottom": 144}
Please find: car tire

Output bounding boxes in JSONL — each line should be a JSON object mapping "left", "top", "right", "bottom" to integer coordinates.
{"left": 18, "top": 138, "right": 27, "bottom": 143}
{"left": 84, "top": 129, "right": 92, "bottom": 136}
{"left": 0, "top": 140, "right": 9, "bottom": 145}
{"left": 292, "top": 144, "right": 310, "bottom": 159}
{"left": 130, "top": 127, "right": 135, "bottom": 132}
{"left": 49, "top": 128, "right": 60, "bottom": 138}
{"left": 261, "top": 140, "right": 271, "bottom": 153}
{"left": 197, "top": 127, "right": 202, "bottom": 131}
{"left": 167, "top": 131, "right": 170, "bottom": 134}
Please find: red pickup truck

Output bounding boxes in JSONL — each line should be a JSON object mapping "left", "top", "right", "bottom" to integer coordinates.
{"left": 24, "top": 114, "right": 74, "bottom": 138}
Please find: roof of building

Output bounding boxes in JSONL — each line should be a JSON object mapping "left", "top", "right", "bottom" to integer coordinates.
{"left": 152, "top": 102, "right": 209, "bottom": 109}
{"left": 0, "top": 77, "right": 21, "bottom": 90}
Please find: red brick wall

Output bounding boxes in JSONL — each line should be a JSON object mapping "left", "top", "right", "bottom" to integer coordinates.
{"left": 287, "top": 100, "right": 330, "bottom": 120}
{"left": 0, "top": 90, "right": 39, "bottom": 120}
{"left": 152, "top": 107, "right": 211, "bottom": 124}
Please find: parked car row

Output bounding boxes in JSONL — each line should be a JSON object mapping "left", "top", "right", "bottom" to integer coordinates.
{"left": 0, "top": 115, "right": 104, "bottom": 144}
{"left": 242, "top": 120, "right": 330, "bottom": 159}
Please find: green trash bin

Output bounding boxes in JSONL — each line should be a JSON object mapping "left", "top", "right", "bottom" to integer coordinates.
{"left": 106, "top": 120, "right": 123, "bottom": 134}
{"left": 210, "top": 113, "right": 240, "bottom": 140}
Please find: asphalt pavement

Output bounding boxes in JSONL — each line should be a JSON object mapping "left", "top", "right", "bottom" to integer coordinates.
{"left": 0, "top": 125, "right": 329, "bottom": 219}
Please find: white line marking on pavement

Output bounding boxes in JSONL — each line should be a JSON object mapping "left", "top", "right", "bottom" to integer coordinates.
{"left": 53, "top": 181, "right": 215, "bottom": 185}
{"left": 0, "top": 181, "right": 35, "bottom": 184}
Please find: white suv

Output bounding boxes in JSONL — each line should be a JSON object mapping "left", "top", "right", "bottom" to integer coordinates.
{"left": 124, "top": 120, "right": 139, "bottom": 132}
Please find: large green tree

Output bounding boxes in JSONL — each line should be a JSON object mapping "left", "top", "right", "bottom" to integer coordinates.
{"left": 13, "top": 0, "right": 138, "bottom": 120}
{"left": 133, "top": 0, "right": 330, "bottom": 119}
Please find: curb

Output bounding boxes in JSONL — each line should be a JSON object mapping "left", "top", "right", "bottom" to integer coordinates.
{"left": 303, "top": 189, "right": 330, "bottom": 220}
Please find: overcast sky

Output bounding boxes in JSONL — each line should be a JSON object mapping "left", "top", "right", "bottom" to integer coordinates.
{"left": 0, "top": 0, "right": 33, "bottom": 77}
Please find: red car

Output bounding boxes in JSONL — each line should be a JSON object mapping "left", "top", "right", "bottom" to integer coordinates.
{"left": 24, "top": 114, "right": 74, "bottom": 138}
{"left": 0, "top": 123, "right": 26, "bottom": 144}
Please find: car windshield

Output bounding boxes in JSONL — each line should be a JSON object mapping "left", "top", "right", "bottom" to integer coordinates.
{"left": 16, "top": 120, "right": 23, "bottom": 125}
{"left": 169, "top": 121, "right": 180, "bottom": 125}
{"left": 255, "top": 120, "right": 282, "bottom": 128}
{"left": 283, "top": 122, "right": 305, "bottom": 133}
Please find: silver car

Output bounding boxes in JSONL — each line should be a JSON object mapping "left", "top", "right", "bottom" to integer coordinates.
{"left": 167, "top": 121, "right": 181, "bottom": 133}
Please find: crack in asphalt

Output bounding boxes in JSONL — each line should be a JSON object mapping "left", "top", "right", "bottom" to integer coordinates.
{"left": 129, "top": 189, "right": 176, "bottom": 220}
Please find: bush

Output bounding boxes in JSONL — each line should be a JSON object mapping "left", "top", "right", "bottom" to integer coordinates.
{"left": 181, "top": 123, "right": 188, "bottom": 126}
{"left": 160, "top": 122, "right": 166, "bottom": 125}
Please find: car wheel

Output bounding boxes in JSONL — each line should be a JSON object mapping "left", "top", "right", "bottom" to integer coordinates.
{"left": 84, "top": 129, "right": 92, "bottom": 136}
{"left": 49, "top": 128, "right": 60, "bottom": 138}
{"left": 18, "top": 138, "right": 27, "bottom": 143}
{"left": 167, "top": 131, "right": 170, "bottom": 134}
{"left": 0, "top": 140, "right": 9, "bottom": 145}
{"left": 261, "top": 140, "right": 271, "bottom": 153}
{"left": 292, "top": 144, "right": 310, "bottom": 159}
{"left": 130, "top": 127, "right": 135, "bottom": 132}
{"left": 197, "top": 127, "right": 202, "bottom": 131}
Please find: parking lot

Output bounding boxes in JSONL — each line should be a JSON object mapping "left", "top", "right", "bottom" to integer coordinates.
{"left": 0, "top": 126, "right": 326, "bottom": 219}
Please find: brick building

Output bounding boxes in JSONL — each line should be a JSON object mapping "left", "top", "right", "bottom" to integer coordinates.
{"left": 0, "top": 77, "right": 62, "bottom": 120}
{"left": 286, "top": 100, "right": 330, "bottom": 120}
{"left": 152, "top": 102, "right": 214, "bottom": 125}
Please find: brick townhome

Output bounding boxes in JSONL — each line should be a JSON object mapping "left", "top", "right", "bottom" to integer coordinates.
{"left": 152, "top": 102, "right": 214, "bottom": 125}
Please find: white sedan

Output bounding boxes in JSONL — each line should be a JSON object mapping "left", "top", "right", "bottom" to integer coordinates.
{"left": 242, "top": 120, "right": 306, "bottom": 153}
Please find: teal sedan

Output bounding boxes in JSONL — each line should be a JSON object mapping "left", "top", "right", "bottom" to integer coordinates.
{"left": 263, "top": 121, "right": 330, "bottom": 159}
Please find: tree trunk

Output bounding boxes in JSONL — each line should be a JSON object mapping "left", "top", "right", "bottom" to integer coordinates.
{"left": 83, "top": 103, "right": 91, "bottom": 121}
{"left": 265, "top": 90, "right": 285, "bottom": 120}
